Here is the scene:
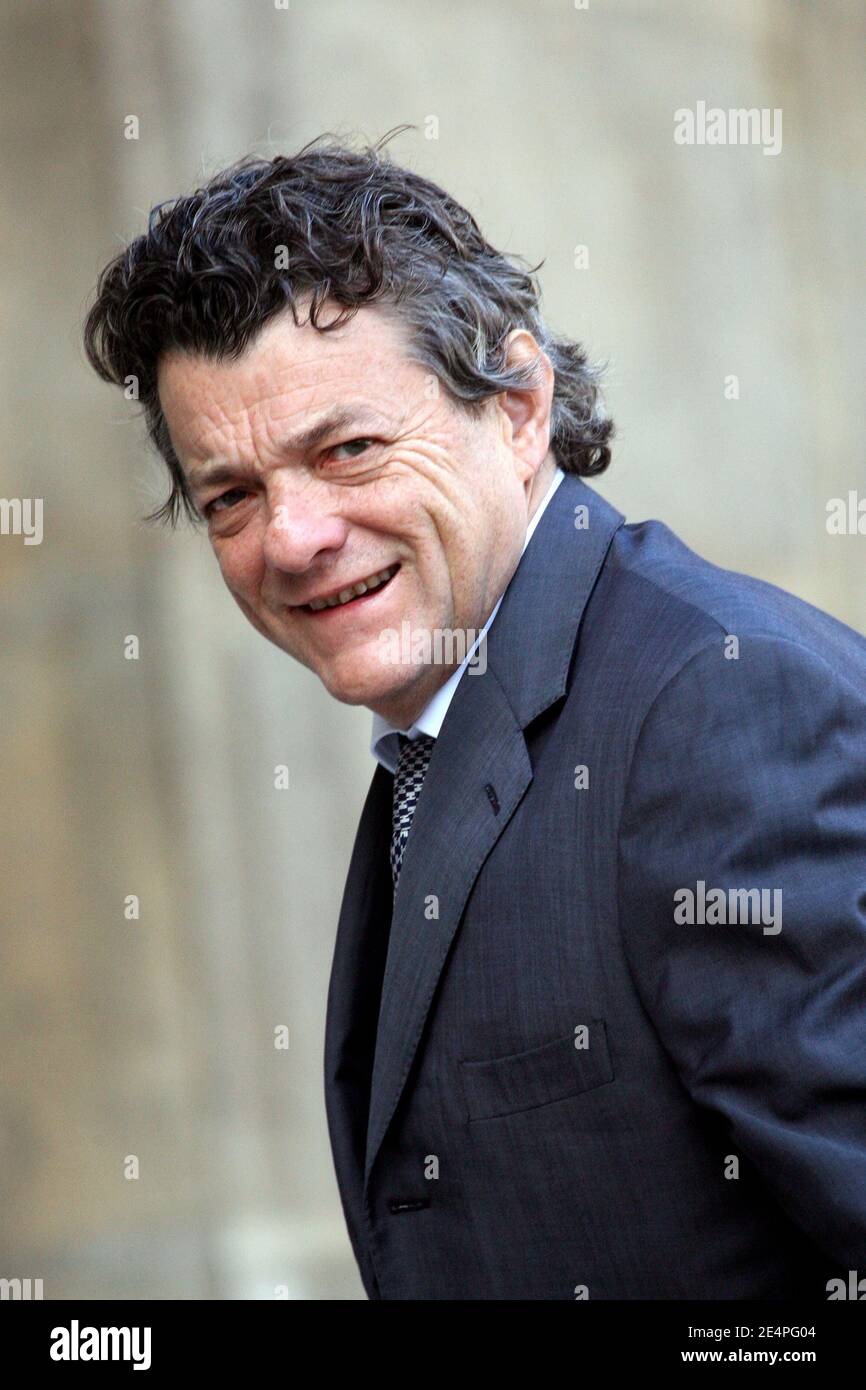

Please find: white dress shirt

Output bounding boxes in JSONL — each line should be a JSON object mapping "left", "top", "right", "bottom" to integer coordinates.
{"left": 370, "top": 465, "right": 566, "bottom": 773}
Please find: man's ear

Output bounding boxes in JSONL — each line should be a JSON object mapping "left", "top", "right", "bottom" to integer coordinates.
{"left": 495, "top": 329, "right": 554, "bottom": 481}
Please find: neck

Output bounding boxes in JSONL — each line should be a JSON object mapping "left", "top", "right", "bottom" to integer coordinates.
{"left": 526, "top": 452, "right": 557, "bottom": 526}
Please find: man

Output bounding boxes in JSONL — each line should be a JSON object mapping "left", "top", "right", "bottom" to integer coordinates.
{"left": 84, "top": 137, "right": 866, "bottom": 1300}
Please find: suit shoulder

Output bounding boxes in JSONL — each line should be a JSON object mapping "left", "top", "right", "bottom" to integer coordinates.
{"left": 593, "top": 515, "right": 866, "bottom": 674}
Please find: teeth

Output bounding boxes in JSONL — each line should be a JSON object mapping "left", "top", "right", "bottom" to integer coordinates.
{"left": 307, "top": 565, "right": 397, "bottom": 610}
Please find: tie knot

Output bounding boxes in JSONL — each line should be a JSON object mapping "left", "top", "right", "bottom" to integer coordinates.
{"left": 397, "top": 730, "right": 434, "bottom": 762}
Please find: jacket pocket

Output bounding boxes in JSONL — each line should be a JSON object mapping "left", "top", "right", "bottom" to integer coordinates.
{"left": 460, "top": 1019, "right": 614, "bottom": 1122}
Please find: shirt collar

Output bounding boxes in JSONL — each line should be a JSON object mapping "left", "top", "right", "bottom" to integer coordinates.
{"left": 370, "top": 465, "right": 566, "bottom": 773}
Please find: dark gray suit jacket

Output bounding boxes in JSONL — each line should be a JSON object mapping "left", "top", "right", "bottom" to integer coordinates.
{"left": 324, "top": 473, "right": 866, "bottom": 1299}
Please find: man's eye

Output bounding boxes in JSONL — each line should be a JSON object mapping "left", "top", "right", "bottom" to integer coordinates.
{"left": 206, "top": 488, "right": 249, "bottom": 516}
{"left": 329, "top": 437, "right": 373, "bottom": 460}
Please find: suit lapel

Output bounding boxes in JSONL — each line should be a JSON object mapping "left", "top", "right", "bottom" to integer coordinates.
{"left": 364, "top": 666, "right": 532, "bottom": 1181}
{"left": 364, "top": 475, "right": 626, "bottom": 1184}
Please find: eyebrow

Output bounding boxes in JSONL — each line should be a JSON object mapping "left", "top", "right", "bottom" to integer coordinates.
{"left": 186, "top": 405, "right": 387, "bottom": 491}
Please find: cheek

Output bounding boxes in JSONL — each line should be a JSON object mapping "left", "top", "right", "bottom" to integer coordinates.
{"left": 213, "top": 535, "right": 263, "bottom": 599}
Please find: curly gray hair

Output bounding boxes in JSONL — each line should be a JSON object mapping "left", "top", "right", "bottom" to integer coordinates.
{"left": 84, "top": 126, "right": 613, "bottom": 523}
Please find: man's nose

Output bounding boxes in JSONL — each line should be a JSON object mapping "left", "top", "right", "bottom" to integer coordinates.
{"left": 261, "top": 492, "right": 347, "bottom": 573}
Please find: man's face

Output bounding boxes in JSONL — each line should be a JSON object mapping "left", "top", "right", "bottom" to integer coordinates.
{"left": 157, "top": 301, "right": 546, "bottom": 726}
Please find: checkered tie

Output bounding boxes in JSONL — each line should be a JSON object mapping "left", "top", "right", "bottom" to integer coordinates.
{"left": 390, "top": 733, "right": 436, "bottom": 891}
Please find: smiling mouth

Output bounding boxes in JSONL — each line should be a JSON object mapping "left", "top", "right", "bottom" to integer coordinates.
{"left": 300, "top": 563, "right": 401, "bottom": 613}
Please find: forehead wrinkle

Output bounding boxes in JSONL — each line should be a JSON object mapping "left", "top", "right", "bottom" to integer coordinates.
{"left": 165, "top": 304, "right": 427, "bottom": 486}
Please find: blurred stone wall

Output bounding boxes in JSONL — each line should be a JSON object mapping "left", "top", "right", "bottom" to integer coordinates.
{"left": 0, "top": 0, "right": 863, "bottom": 1299}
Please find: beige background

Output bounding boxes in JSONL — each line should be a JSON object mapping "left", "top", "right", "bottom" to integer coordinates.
{"left": 1, "top": 0, "right": 863, "bottom": 1298}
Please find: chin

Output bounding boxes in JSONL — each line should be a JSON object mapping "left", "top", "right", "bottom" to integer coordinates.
{"left": 319, "top": 657, "right": 423, "bottom": 712}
